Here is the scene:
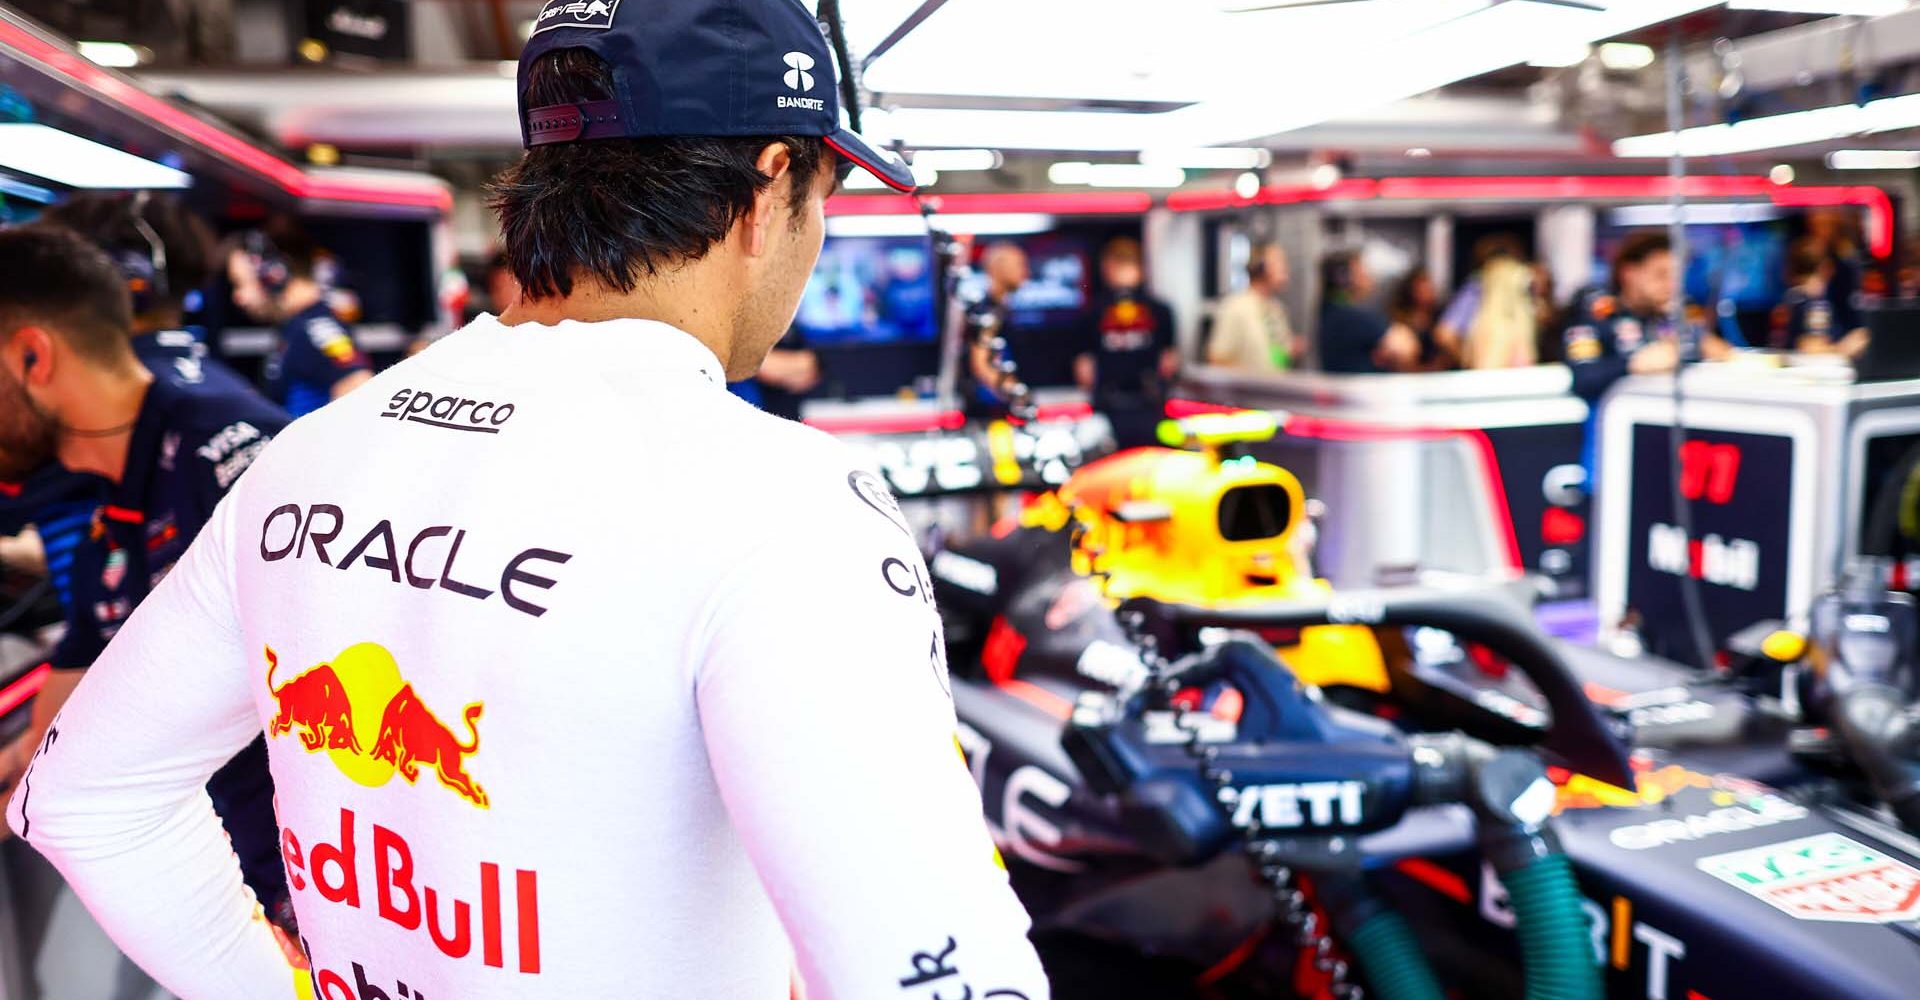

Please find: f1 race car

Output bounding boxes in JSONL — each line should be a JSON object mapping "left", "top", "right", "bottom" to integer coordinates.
{"left": 920, "top": 412, "right": 1920, "bottom": 1000}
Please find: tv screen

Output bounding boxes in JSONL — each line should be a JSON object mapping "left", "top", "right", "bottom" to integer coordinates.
{"left": 794, "top": 236, "right": 937, "bottom": 344}
{"left": 963, "top": 232, "right": 1089, "bottom": 326}
{"left": 1594, "top": 221, "right": 1787, "bottom": 311}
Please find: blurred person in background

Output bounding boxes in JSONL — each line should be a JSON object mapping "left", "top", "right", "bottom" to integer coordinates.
{"left": 1208, "top": 241, "right": 1293, "bottom": 371}
{"left": 962, "top": 241, "right": 1031, "bottom": 421}
{"left": 1532, "top": 262, "right": 1564, "bottom": 363}
{"left": 731, "top": 327, "right": 823, "bottom": 422}
{"left": 0, "top": 225, "right": 289, "bottom": 929}
{"left": 1565, "top": 232, "right": 1731, "bottom": 405}
{"left": 1389, "top": 267, "right": 1443, "bottom": 369}
{"left": 1458, "top": 256, "right": 1540, "bottom": 369}
{"left": 226, "top": 215, "right": 372, "bottom": 416}
{"left": 1772, "top": 238, "right": 1869, "bottom": 358}
{"left": 1433, "top": 233, "right": 1526, "bottom": 367}
{"left": 1807, "top": 208, "right": 1868, "bottom": 333}
{"left": 0, "top": 191, "right": 258, "bottom": 643}
{"left": 1076, "top": 236, "right": 1179, "bottom": 449}
{"left": 1316, "top": 250, "right": 1420, "bottom": 374}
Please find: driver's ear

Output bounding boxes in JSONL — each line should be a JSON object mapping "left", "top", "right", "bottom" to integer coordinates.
{"left": 744, "top": 141, "right": 795, "bottom": 258}
{"left": 13, "top": 326, "right": 53, "bottom": 386}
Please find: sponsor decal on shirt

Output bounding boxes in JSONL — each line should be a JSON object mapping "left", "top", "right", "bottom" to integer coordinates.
{"left": 897, "top": 936, "right": 1031, "bottom": 1000}
{"left": 266, "top": 643, "right": 488, "bottom": 808}
{"left": 383, "top": 389, "right": 517, "bottom": 434}
{"left": 850, "top": 470, "right": 913, "bottom": 539}
{"left": 259, "top": 504, "right": 572, "bottom": 619}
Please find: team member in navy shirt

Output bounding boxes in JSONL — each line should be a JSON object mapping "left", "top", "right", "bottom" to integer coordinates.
{"left": 0, "top": 227, "right": 289, "bottom": 918}
{"left": 230, "top": 216, "right": 372, "bottom": 416}
{"left": 1771, "top": 238, "right": 1870, "bottom": 358}
{"left": 0, "top": 193, "right": 256, "bottom": 619}
{"left": 1316, "top": 250, "right": 1421, "bottom": 374}
{"left": 1075, "top": 237, "right": 1179, "bottom": 449}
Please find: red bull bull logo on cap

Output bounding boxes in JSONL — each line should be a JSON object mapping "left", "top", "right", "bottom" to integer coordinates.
{"left": 266, "top": 643, "right": 489, "bottom": 809}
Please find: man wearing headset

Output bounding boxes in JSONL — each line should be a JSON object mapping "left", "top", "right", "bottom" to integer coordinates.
{"left": 0, "top": 225, "right": 291, "bottom": 920}
{"left": 228, "top": 216, "right": 373, "bottom": 416}
{"left": 1208, "top": 241, "right": 1294, "bottom": 371}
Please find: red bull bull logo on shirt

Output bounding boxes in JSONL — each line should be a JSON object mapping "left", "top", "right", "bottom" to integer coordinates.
{"left": 266, "top": 643, "right": 489, "bottom": 808}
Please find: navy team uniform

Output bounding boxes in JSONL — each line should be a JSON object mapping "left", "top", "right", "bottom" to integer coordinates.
{"left": 1080, "top": 290, "right": 1176, "bottom": 449}
{"left": 1562, "top": 289, "right": 1706, "bottom": 404}
{"left": 2, "top": 331, "right": 257, "bottom": 616}
{"left": 1769, "top": 287, "right": 1840, "bottom": 350}
{"left": 265, "top": 302, "right": 370, "bottom": 417}
{"left": 35, "top": 372, "right": 291, "bottom": 916}
{"left": 1563, "top": 289, "right": 1709, "bottom": 477}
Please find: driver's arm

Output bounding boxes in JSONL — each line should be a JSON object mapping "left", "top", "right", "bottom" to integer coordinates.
{"left": 6, "top": 494, "right": 296, "bottom": 999}
{"left": 696, "top": 463, "right": 1048, "bottom": 1000}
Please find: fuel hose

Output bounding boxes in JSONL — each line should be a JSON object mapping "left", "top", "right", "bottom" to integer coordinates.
{"left": 1476, "top": 751, "right": 1605, "bottom": 1000}
{"left": 1316, "top": 871, "right": 1447, "bottom": 1000}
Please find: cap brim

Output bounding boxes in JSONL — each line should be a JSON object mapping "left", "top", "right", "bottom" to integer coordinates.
{"left": 824, "top": 130, "right": 917, "bottom": 193}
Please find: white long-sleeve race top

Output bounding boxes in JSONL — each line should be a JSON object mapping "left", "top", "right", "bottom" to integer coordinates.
{"left": 10, "top": 317, "right": 1049, "bottom": 1000}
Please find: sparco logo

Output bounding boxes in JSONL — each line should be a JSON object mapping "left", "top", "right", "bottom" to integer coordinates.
{"left": 384, "top": 388, "right": 516, "bottom": 434}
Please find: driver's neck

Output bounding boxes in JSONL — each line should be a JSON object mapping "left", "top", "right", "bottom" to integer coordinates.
{"left": 499, "top": 262, "right": 740, "bottom": 374}
{"left": 57, "top": 363, "right": 155, "bottom": 484}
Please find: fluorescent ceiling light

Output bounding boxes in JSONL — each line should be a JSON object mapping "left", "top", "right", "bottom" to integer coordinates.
{"left": 77, "top": 41, "right": 143, "bottom": 68}
{"left": 0, "top": 124, "right": 191, "bottom": 189}
{"left": 826, "top": 213, "right": 1055, "bottom": 238}
{"left": 1528, "top": 42, "right": 1592, "bottom": 67}
{"left": 1828, "top": 148, "right": 1920, "bottom": 169}
{"left": 1614, "top": 91, "right": 1920, "bottom": 157}
{"left": 1728, "top": 0, "right": 1905, "bottom": 14}
{"left": 1138, "top": 147, "right": 1273, "bottom": 170}
{"left": 851, "top": 0, "right": 1720, "bottom": 150}
{"left": 910, "top": 149, "right": 1001, "bottom": 171}
{"left": 1050, "top": 162, "right": 1186, "bottom": 188}
{"left": 1608, "top": 203, "right": 1785, "bottom": 227}
{"left": 1235, "top": 171, "right": 1264, "bottom": 198}
{"left": 1598, "top": 42, "right": 1656, "bottom": 70}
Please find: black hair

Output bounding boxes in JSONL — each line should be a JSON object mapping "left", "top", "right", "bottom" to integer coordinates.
{"left": 1613, "top": 231, "right": 1672, "bottom": 277}
{"left": 1471, "top": 232, "right": 1524, "bottom": 267}
{"left": 0, "top": 226, "right": 137, "bottom": 367}
{"left": 487, "top": 48, "right": 831, "bottom": 301}
{"left": 260, "top": 214, "right": 323, "bottom": 279}
{"left": 1321, "top": 250, "right": 1359, "bottom": 299}
{"left": 1246, "top": 241, "right": 1277, "bottom": 281}
{"left": 1787, "top": 238, "right": 1828, "bottom": 283}
{"left": 40, "top": 191, "right": 216, "bottom": 314}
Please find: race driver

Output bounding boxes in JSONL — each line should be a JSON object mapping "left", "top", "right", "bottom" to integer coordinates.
{"left": 229, "top": 216, "right": 373, "bottom": 416}
{"left": 8, "top": 2, "right": 1049, "bottom": 999}
{"left": 0, "top": 226, "right": 290, "bottom": 916}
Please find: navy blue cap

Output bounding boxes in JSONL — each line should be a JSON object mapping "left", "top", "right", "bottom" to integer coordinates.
{"left": 518, "top": 0, "right": 915, "bottom": 193}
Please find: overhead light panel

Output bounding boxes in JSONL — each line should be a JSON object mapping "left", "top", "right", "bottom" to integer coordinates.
{"left": 909, "top": 149, "right": 1002, "bottom": 172}
{"left": 827, "top": 213, "right": 1055, "bottom": 238}
{"left": 1727, "top": 0, "right": 1905, "bottom": 14}
{"left": 1828, "top": 149, "right": 1920, "bottom": 169}
{"left": 0, "top": 124, "right": 191, "bottom": 189}
{"left": 1138, "top": 147, "right": 1273, "bottom": 170}
{"left": 1614, "top": 92, "right": 1920, "bottom": 157}
{"left": 1609, "top": 203, "right": 1785, "bottom": 227}
{"left": 1050, "top": 162, "right": 1186, "bottom": 188}
{"left": 1598, "top": 42, "right": 1656, "bottom": 71}
{"left": 76, "top": 41, "right": 145, "bottom": 68}
{"left": 1528, "top": 42, "right": 1592, "bottom": 68}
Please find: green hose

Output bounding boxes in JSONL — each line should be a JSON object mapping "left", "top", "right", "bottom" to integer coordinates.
{"left": 1500, "top": 853, "right": 1604, "bottom": 1000}
{"left": 1345, "top": 909, "right": 1447, "bottom": 1000}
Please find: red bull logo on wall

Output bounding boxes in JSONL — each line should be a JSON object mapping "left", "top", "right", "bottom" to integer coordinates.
{"left": 267, "top": 643, "right": 489, "bottom": 808}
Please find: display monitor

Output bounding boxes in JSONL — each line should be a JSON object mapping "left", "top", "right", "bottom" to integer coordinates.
{"left": 794, "top": 235, "right": 937, "bottom": 344}
{"left": 1593, "top": 221, "right": 1787, "bottom": 311}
